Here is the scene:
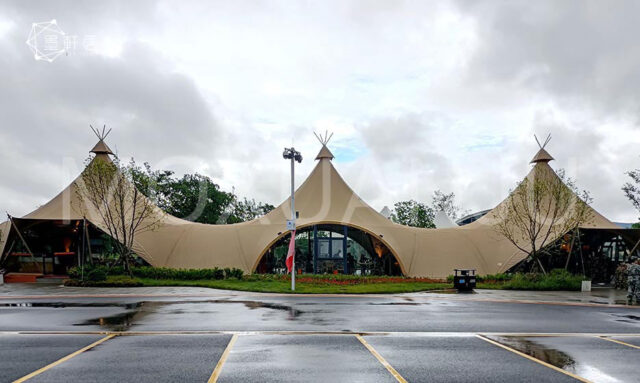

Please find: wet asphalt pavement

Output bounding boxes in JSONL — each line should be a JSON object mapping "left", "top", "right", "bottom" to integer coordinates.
{"left": 1, "top": 286, "right": 639, "bottom": 382}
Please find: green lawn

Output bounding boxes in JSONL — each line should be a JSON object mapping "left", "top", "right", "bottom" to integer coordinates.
{"left": 68, "top": 275, "right": 453, "bottom": 294}
{"left": 65, "top": 269, "right": 585, "bottom": 293}
{"left": 138, "top": 278, "right": 452, "bottom": 294}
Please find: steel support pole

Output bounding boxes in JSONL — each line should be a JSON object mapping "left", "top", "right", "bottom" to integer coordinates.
{"left": 313, "top": 225, "right": 318, "bottom": 274}
{"left": 291, "top": 155, "right": 295, "bottom": 291}
{"left": 343, "top": 225, "right": 348, "bottom": 274}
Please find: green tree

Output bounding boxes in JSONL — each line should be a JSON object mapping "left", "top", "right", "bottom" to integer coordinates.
{"left": 623, "top": 168, "right": 640, "bottom": 222}
{"left": 227, "top": 197, "right": 275, "bottom": 223}
{"left": 75, "top": 157, "right": 164, "bottom": 273}
{"left": 431, "top": 190, "right": 468, "bottom": 220}
{"left": 127, "top": 160, "right": 174, "bottom": 211}
{"left": 391, "top": 200, "right": 435, "bottom": 228}
{"left": 493, "top": 168, "right": 593, "bottom": 274}
{"left": 125, "top": 159, "right": 274, "bottom": 224}
{"left": 166, "top": 173, "right": 235, "bottom": 224}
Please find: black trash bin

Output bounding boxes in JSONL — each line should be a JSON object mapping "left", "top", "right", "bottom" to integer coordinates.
{"left": 453, "top": 269, "right": 476, "bottom": 292}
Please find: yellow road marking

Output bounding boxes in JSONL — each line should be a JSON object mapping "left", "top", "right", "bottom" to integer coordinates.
{"left": 597, "top": 336, "right": 640, "bottom": 350}
{"left": 208, "top": 334, "right": 238, "bottom": 383}
{"left": 13, "top": 334, "right": 116, "bottom": 383}
{"left": 356, "top": 334, "right": 407, "bottom": 383}
{"left": 475, "top": 335, "right": 591, "bottom": 383}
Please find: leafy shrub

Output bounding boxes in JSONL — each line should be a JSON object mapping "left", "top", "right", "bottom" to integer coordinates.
{"left": 227, "top": 268, "right": 244, "bottom": 279}
{"left": 65, "top": 275, "right": 143, "bottom": 287}
{"left": 502, "top": 269, "right": 584, "bottom": 291}
{"left": 86, "top": 267, "right": 108, "bottom": 282}
{"left": 447, "top": 273, "right": 512, "bottom": 283}
{"left": 614, "top": 264, "right": 628, "bottom": 290}
{"left": 477, "top": 273, "right": 512, "bottom": 282}
{"left": 97, "top": 275, "right": 143, "bottom": 287}
{"left": 129, "top": 266, "right": 226, "bottom": 280}
{"left": 68, "top": 267, "right": 81, "bottom": 279}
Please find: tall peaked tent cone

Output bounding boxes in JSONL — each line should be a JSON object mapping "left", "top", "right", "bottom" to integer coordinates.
{"left": 530, "top": 148, "right": 554, "bottom": 164}
{"left": 315, "top": 145, "right": 334, "bottom": 160}
{"left": 90, "top": 139, "right": 114, "bottom": 156}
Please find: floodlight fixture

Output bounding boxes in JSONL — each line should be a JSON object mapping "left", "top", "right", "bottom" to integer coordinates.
{"left": 283, "top": 147, "right": 302, "bottom": 163}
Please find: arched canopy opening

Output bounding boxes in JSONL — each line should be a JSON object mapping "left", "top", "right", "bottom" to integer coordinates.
{"left": 508, "top": 228, "right": 640, "bottom": 283}
{"left": 255, "top": 223, "right": 402, "bottom": 276}
{"left": 0, "top": 218, "right": 151, "bottom": 277}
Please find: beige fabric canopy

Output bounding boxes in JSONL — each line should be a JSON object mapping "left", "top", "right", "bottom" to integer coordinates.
{"left": 0, "top": 141, "right": 624, "bottom": 278}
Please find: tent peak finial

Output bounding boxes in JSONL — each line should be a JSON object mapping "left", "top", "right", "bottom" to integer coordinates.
{"left": 534, "top": 133, "right": 552, "bottom": 149}
{"left": 89, "top": 124, "right": 114, "bottom": 156}
{"left": 314, "top": 130, "right": 333, "bottom": 146}
{"left": 314, "top": 130, "right": 335, "bottom": 160}
{"left": 531, "top": 133, "right": 554, "bottom": 164}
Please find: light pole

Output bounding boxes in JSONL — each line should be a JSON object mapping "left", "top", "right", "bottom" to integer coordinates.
{"left": 283, "top": 147, "right": 302, "bottom": 291}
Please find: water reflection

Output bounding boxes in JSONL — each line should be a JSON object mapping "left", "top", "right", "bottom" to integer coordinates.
{"left": 70, "top": 299, "right": 305, "bottom": 331}
{"left": 489, "top": 336, "right": 625, "bottom": 383}
{"left": 490, "top": 336, "right": 576, "bottom": 371}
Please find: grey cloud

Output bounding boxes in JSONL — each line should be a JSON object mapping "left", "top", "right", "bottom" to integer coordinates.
{"left": 455, "top": 0, "right": 640, "bottom": 118}
{"left": 355, "top": 113, "right": 457, "bottom": 204}
{"left": 0, "top": 13, "right": 221, "bottom": 216}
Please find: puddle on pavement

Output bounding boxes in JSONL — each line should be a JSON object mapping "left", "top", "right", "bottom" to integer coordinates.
{"left": 421, "top": 290, "right": 462, "bottom": 295}
{"left": 490, "top": 336, "right": 631, "bottom": 383}
{"left": 488, "top": 336, "right": 577, "bottom": 371}
{"left": 67, "top": 299, "right": 304, "bottom": 331}
{"left": 0, "top": 302, "right": 143, "bottom": 309}
{"left": 370, "top": 302, "right": 421, "bottom": 306}
{"left": 78, "top": 311, "right": 139, "bottom": 331}
{"left": 611, "top": 313, "right": 640, "bottom": 323}
{"left": 243, "top": 301, "right": 301, "bottom": 319}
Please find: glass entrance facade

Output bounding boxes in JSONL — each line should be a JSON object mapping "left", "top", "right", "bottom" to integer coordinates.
{"left": 255, "top": 224, "right": 401, "bottom": 275}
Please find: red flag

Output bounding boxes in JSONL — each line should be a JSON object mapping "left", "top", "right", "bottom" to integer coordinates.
{"left": 285, "top": 230, "right": 296, "bottom": 272}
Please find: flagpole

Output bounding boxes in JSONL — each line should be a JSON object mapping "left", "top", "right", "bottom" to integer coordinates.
{"left": 290, "top": 153, "right": 295, "bottom": 291}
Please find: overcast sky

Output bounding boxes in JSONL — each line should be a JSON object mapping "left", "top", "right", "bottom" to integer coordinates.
{"left": 1, "top": 0, "right": 640, "bottom": 222}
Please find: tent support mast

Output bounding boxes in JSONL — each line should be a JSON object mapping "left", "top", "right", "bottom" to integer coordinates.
{"left": 84, "top": 220, "right": 93, "bottom": 265}
{"left": 0, "top": 240, "right": 16, "bottom": 267}
{"left": 564, "top": 227, "right": 578, "bottom": 270}
{"left": 627, "top": 236, "right": 640, "bottom": 259}
{"left": 7, "top": 215, "right": 34, "bottom": 258}
{"left": 576, "top": 228, "right": 586, "bottom": 276}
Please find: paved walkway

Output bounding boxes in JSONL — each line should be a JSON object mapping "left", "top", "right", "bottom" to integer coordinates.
{"left": 0, "top": 283, "right": 631, "bottom": 307}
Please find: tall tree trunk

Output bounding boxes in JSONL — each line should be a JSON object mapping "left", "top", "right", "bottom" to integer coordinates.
{"left": 122, "top": 250, "right": 132, "bottom": 276}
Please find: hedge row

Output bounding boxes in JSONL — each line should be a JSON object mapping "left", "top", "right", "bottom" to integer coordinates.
{"left": 68, "top": 265, "right": 244, "bottom": 282}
